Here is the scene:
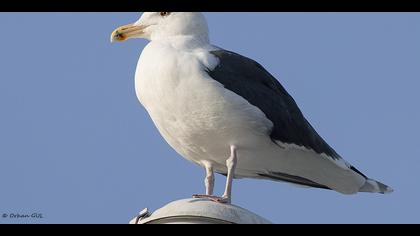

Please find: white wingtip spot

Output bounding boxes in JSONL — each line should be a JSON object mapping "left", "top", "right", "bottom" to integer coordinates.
{"left": 384, "top": 186, "right": 394, "bottom": 194}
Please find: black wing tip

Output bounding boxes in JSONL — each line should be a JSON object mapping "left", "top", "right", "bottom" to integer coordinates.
{"left": 350, "top": 166, "right": 368, "bottom": 179}
{"left": 259, "top": 172, "right": 331, "bottom": 190}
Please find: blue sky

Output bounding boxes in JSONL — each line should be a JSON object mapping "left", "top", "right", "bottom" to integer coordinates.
{"left": 0, "top": 13, "right": 419, "bottom": 224}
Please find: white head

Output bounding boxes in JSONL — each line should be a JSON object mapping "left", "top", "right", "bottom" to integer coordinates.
{"left": 111, "top": 12, "right": 209, "bottom": 43}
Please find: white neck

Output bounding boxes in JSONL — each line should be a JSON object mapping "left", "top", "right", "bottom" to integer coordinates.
{"left": 151, "top": 34, "right": 211, "bottom": 51}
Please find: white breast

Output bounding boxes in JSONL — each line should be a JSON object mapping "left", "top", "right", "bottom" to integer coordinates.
{"left": 134, "top": 42, "right": 273, "bottom": 169}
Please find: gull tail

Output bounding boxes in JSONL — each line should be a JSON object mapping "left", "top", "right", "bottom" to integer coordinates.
{"left": 359, "top": 178, "right": 394, "bottom": 194}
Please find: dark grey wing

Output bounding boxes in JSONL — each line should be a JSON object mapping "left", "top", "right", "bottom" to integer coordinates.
{"left": 207, "top": 49, "right": 340, "bottom": 160}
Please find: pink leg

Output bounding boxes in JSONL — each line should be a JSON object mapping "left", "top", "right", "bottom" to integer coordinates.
{"left": 192, "top": 146, "right": 237, "bottom": 204}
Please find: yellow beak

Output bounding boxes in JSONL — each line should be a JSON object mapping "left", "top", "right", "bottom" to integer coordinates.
{"left": 110, "top": 23, "right": 147, "bottom": 42}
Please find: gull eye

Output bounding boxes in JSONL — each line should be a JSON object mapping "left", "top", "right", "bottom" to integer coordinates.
{"left": 160, "top": 12, "right": 170, "bottom": 17}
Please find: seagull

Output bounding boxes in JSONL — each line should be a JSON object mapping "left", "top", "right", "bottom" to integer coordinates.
{"left": 111, "top": 12, "right": 393, "bottom": 203}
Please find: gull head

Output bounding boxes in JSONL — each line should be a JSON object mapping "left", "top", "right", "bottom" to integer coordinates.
{"left": 111, "top": 12, "right": 209, "bottom": 43}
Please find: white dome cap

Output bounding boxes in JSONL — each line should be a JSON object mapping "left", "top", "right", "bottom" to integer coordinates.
{"left": 130, "top": 198, "right": 272, "bottom": 224}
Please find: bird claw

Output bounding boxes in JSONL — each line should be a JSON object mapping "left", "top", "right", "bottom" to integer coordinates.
{"left": 192, "top": 194, "right": 231, "bottom": 204}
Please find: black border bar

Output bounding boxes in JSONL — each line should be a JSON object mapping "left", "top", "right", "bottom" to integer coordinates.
{"left": 0, "top": 0, "right": 419, "bottom": 12}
